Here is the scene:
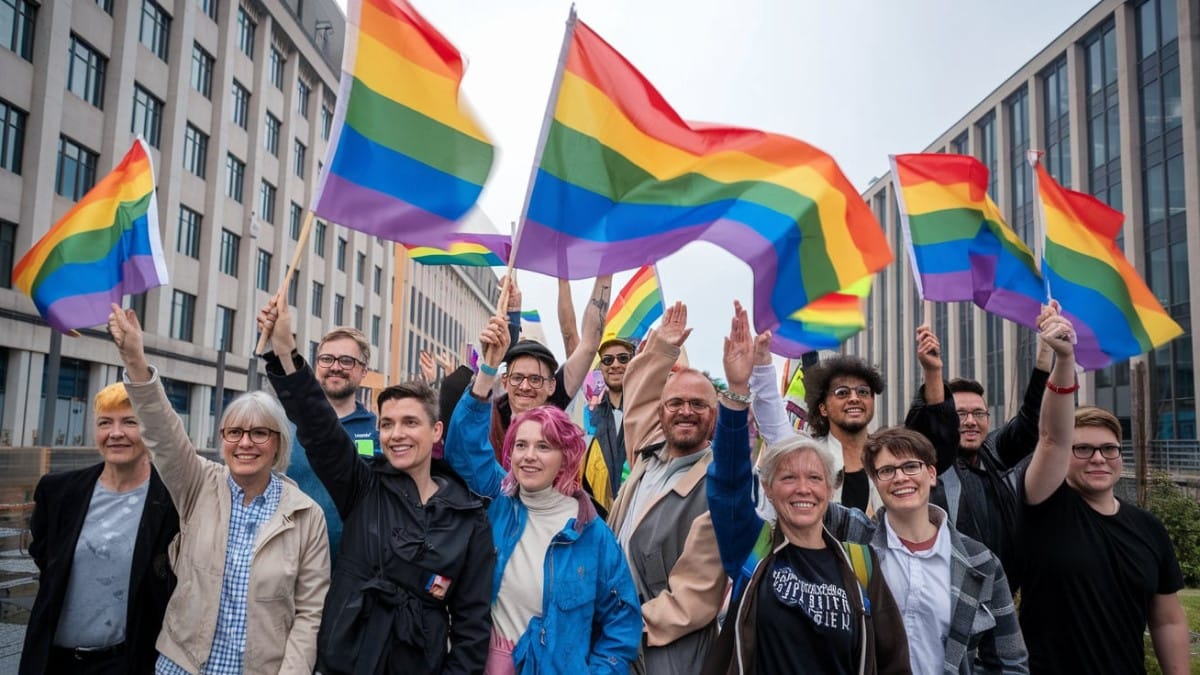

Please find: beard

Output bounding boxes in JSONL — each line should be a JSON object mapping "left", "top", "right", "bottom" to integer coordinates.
{"left": 321, "top": 376, "right": 358, "bottom": 402}
{"left": 835, "top": 419, "right": 869, "bottom": 434}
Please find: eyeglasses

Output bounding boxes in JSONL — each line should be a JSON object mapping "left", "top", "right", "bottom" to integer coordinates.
{"left": 221, "top": 427, "right": 279, "bottom": 445}
{"left": 1071, "top": 443, "right": 1122, "bottom": 460}
{"left": 663, "top": 398, "right": 712, "bottom": 413}
{"left": 831, "top": 385, "right": 873, "bottom": 400}
{"left": 507, "top": 373, "right": 548, "bottom": 389}
{"left": 956, "top": 409, "right": 991, "bottom": 422}
{"left": 316, "top": 354, "right": 364, "bottom": 369}
{"left": 599, "top": 353, "right": 632, "bottom": 367}
{"left": 873, "top": 460, "right": 926, "bottom": 481}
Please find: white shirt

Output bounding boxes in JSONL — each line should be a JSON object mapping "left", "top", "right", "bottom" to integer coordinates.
{"left": 878, "top": 508, "right": 953, "bottom": 675}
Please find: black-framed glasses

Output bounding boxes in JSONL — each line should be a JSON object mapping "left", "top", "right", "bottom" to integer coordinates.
{"left": 873, "top": 460, "right": 926, "bottom": 481}
{"left": 317, "top": 353, "right": 364, "bottom": 369}
{"left": 507, "top": 373, "right": 548, "bottom": 389}
{"left": 221, "top": 427, "right": 279, "bottom": 445}
{"left": 1071, "top": 443, "right": 1122, "bottom": 460}
{"left": 831, "top": 385, "right": 873, "bottom": 400}
{"left": 663, "top": 398, "right": 712, "bottom": 413}
{"left": 599, "top": 353, "right": 632, "bottom": 367}
{"left": 956, "top": 409, "right": 990, "bottom": 422}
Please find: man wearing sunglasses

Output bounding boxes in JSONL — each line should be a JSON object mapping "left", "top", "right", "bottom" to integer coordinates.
{"left": 287, "top": 326, "right": 379, "bottom": 559}
{"left": 582, "top": 336, "right": 637, "bottom": 514}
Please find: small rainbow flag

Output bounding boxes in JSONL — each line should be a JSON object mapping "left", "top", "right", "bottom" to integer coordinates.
{"left": 1035, "top": 161, "right": 1182, "bottom": 370}
{"left": 771, "top": 276, "right": 871, "bottom": 355}
{"left": 605, "top": 265, "right": 663, "bottom": 344}
{"left": 404, "top": 233, "right": 510, "bottom": 267}
{"left": 521, "top": 310, "right": 541, "bottom": 323}
{"left": 891, "top": 153, "right": 1046, "bottom": 330}
{"left": 312, "top": 0, "right": 493, "bottom": 242}
{"left": 513, "top": 14, "right": 890, "bottom": 355}
{"left": 13, "top": 138, "right": 168, "bottom": 334}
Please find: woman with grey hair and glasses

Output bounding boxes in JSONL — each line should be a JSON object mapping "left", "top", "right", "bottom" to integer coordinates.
{"left": 107, "top": 304, "right": 330, "bottom": 675}
{"left": 703, "top": 302, "right": 910, "bottom": 675}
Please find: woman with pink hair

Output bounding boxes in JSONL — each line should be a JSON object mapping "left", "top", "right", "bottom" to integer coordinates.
{"left": 445, "top": 315, "right": 641, "bottom": 675}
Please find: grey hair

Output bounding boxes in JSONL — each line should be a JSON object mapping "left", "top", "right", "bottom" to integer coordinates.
{"left": 758, "top": 433, "right": 840, "bottom": 490}
{"left": 220, "top": 390, "right": 293, "bottom": 473}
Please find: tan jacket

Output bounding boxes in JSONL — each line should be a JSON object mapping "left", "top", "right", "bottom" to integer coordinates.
{"left": 126, "top": 371, "right": 330, "bottom": 674}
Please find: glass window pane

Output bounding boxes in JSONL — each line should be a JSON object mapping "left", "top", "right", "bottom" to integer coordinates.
{"left": 1162, "top": 69, "right": 1181, "bottom": 130}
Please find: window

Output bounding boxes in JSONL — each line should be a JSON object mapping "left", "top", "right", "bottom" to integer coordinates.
{"left": 236, "top": 7, "right": 256, "bottom": 57}
{"left": 191, "top": 43, "right": 214, "bottom": 98}
{"left": 320, "top": 104, "right": 333, "bottom": 139}
{"left": 176, "top": 205, "right": 201, "bottom": 258}
{"left": 139, "top": 0, "right": 171, "bottom": 61}
{"left": 333, "top": 294, "right": 345, "bottom": 324}
{"left": 215, "top": 305, "right": 235, "bottom": 350}
{"left": 0, "top": 219, "right": 16, "bottom": 288}
{"left": 225, "top": 154, "right": 245, "bottom": 202}
{"left": 1, "top": 0, "right": 36, "bottom": 61}
{"left": 131, "top": 84, "right": 164, "bottom": 148}
{"left": 170, "top": 290, "right": 196, "bottom": 341}
{"left": 219, "top": 229, "right": 240, "bottom": 276}
{"left": 957, "top": 302, "right": 974, "bottom": 379}
{"left": 311, "top": 282, "right": 324, "bottom": 317}
{"left": 264, "top": 113, "right": 280, "bottom": 155}
{"left": 297, "top": 80, "right": 311, "bottom": 119}
{"left": 1041, "top": 56, "right": 1071, "bottom": 186}
{"left": 1084, "top": 19, "right": 1121, "bottom": 210}
{"left": 93, "top": 0, "right": 113, "bottom": 12}
{"left": 259, "top": 180, "right": 276, "bottom": 224}
{"left": 0, "top": 98, "right": 26, "bottom": 174}
{"left": 354, "top": 305, "right": 363, "bottom": 331}
{"left": 313, "top": 219, "right": 326, "bottom": 256}
{"left": 256, "top": 249, "right": 272, "bottom": 291}
{"left": 373, "top": 265, "right": 382, "bottom": 294}
{"left": 336, "top": 237, "right": 347, "bottom": 271}
{"left": 269, "top": 47, "right": 285, "bottom": 89}
{"left": 976, "top": 113, "right": 997, "bottom": 199}
{"left": 1006, "top": 88, "right": 1032, "bottom": 244}
{"left": 67, "top": 34, "right": 107, "bottom": 108}
{"left": 183, "top": 124, "right": 208, "bottom": 178}
{"left": 289, "top": 202, "right": 302, "bottom": 240}
{"left": 231, "top": 80, "right": 250, "bottom": 130}
{"left": 293, "top": 139, "right": 306, "bottom": 177}
{"left": 371, "top": 315, "right": 381, "bottom": 346}
{"left": 55, "top": 136, "right": 98, "bottom": 201}
{"left": 199, "top": 0, "right": 217, "bottom": 21}
{"left": 356, "top": 252, "right": 366, "bottom": 283}
{"left": 950, "top": 131, "right": 968, "bottom": 156}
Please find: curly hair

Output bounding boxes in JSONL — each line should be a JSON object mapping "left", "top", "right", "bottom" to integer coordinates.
{"left": 499, "top": 406, "right": 586, "bottom": 498}
{"left": 802, "top": 355, "right": 884, "bottom": 437}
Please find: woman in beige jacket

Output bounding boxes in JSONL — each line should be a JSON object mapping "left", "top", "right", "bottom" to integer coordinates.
{"left": 108, "top": 304, "right": 330, "bottom": 674}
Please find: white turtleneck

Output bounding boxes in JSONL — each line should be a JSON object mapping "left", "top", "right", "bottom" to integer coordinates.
{"left": 494, "top": 485, "right": 577, "bottom": 641}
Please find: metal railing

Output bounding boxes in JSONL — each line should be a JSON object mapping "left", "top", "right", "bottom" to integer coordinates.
{"left": 1141, "top": 440, "right": 1200, "bottom": 477}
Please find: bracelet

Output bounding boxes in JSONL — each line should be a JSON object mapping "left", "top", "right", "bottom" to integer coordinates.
{"left": 478, "top": 362, "right": 498, "bottom": 377}
{"left": 1046, "top": 380, "right": 1079, "bottom": 395}
{"left": 720, "top": 389, "right": 753, "bottom": 404}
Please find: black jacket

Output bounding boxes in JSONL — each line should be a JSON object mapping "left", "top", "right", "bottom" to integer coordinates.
{"left": 20, "top": 463, "right": 179, "bottom": 675}
{"left": 266, "top": 352, "right": 495, "bottom": 674}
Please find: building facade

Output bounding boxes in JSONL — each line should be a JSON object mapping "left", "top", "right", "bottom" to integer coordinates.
{"left": 850, "top": 0, "right": 1198, "bottom": 465}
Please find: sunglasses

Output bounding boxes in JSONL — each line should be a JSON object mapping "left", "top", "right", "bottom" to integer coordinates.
{"left": 599, "top": 353, "right": 632, "bottom": 367}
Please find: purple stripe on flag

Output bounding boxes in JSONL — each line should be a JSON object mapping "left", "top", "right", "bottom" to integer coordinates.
{"left": 1059, "top": 308, "right": 1110, "bottom": 370}
{"left": 43, "top": 255, "right": 166, "bottom": 333}
{"left": 918, "top": 270, "right": 974, "bottom": 302}
{"left": 314, "top": 173, "right": 459, "bottom": 240}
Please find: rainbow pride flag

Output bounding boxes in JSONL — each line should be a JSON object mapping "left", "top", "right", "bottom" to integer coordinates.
{"left": 891, "top": 153, "right": 1046, "bottom": 330}
{"left": 514, "top": 15, "right": 890, "bottom": 351}
{"left": 13, "top": 139, "right": 168, "bottom": 334}
{"left": 605, "top": 265, "right": 663, "bottom": 343}
{"left": 404, "top": 233, "right": 510, "bottom": 266}
{"left": 1035, "top": 162, "right": 1182, "bottom": 370}
{"left": 771, "top": 276, "right": 871, "bottom": 355}
{"left": 312, "top": 0, "right": 493, "bottom": 242}
{"left": 521, "top": 310, "right": 541, "bottom": 323}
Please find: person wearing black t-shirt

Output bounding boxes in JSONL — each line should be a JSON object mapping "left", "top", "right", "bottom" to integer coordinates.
{"left": 1020, "top": 305, "right": 1189, "bottom": 675}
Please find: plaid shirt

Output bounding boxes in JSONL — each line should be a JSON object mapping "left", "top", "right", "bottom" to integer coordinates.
{"left": 157, "top": 474, "right": 282, "bottom": 675}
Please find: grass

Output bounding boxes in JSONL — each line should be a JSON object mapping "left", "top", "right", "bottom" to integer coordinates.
{"left": 1144, "top": 588, "right": 1200, "bottom": 674}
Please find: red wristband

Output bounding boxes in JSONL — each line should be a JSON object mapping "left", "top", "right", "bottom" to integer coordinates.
{"left": 1046, "top": 380, "right": 1079, "bottom": 395}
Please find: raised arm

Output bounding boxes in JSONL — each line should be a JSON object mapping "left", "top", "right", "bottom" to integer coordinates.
{"left": 561, "top": 274, "right": 613, "bottom": 398}
{"left": 557, "top": 279, "right": 581, "bottom": 356}
{"left": 749, "top": 330, "right": 793, "bottom": 445}
{"left": 909, "top": 324, "right": 960, "bottom": 473}
{"left": 621, "top": 301, "right": 691, "bottom": 462}
{"left": 443, "top": 315, "right": 510, "bottom": 498}
{"left": 1023, "top": 305, "right": 1077, "bottom": 505}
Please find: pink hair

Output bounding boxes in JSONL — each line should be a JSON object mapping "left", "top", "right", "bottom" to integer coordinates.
{"left": 499, "top": 406, "right": 586, "bottom": 497}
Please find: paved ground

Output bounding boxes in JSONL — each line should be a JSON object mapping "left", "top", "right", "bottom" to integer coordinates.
{"left": 0, "top": 531, "right": 35, "bottom": 672}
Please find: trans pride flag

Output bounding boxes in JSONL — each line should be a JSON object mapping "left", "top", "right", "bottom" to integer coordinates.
{"left": 13, "top": 138, "right": 168, "bottom": 334}
{"left": 313, "top": 0, "right": 493, "bottom": 243}
{"left": 514, "top": 13, "right": 890, "bottom": 353}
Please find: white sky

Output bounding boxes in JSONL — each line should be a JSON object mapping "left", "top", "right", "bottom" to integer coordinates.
{"left": 335, "top": 0, "right": 1098, "bottom": 372}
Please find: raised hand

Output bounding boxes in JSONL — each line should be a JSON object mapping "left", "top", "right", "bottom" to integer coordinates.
{"left": 915, "top": 324, "right": 943, "bottom": 372}
{"left": 752, "top": 329, "right": 773, "bottom": 367}
{"left": 723, "top": 301, "right": 754, "bottom": 391}
{"left": 500, "top": 274, "right": 522, "bottom": 313}
{"left": 478, "top": 314, "right": 510, "bottom": 369}
{"left": 657, "top": 301, "right": 692, "bottom": 347}
{"left": 257, "top": 295, "right": 296, "bottom": 358}
{"left": 434, "top": 349, "right": 456, "bottom": 374}
{"left": 107, "top": 303, "right": 151, "bottom": 382}
{"left": 419, "top": 350, "right": 436, "bottom": 383}
{"left": 1037, "top": 302, "right": 1075, "bottom": 359}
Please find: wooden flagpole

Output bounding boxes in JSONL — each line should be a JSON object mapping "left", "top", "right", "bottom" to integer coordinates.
{"left": 254, "top": 210, "right": 316, "bottom": 355}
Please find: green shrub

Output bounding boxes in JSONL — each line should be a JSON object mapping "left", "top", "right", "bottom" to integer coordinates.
{"left": 1144, "top": 472, "right": 1200, "bottom": 587}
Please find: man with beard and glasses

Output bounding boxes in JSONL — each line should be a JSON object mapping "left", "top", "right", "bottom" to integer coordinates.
{"left": 803, "top": 355, "right": 886, "bottom": 513}
{"left": 607, "top": 302, "right": 727, "bottom": 675}
{"left": 286, "top": 326, "right": 379, "bottom": 559}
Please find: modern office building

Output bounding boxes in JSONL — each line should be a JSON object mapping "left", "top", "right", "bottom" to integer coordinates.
{"left": 848, "top": 0, "right": 1197, "bottom": 463}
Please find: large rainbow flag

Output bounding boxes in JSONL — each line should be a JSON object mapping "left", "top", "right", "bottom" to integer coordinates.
{"left": 891, "top": 153, "right": 1046, "bottom": 330}
{"left": 13, "top": 138, "right": 168, "bottom": 334}
{"left": 404, "top": 233, "right": 510, "bottom": 266}
{"left": 1035, "top": 162, "right": 1182, "bottom": 370}
{"left": 605, "top": 265, "right": 663, "bottom": 343}
{"left": 312, "top": 0, "right": 493, "bottom": 243}
{"left": 513, "top": 14, "right": 890, "bottom": 352}
{"left": 771, "top": 276, "right": 871, "bottom": 355}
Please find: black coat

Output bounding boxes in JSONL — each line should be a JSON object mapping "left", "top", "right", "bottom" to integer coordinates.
{"left": 266, "top": 352, "right": 495, "bottom": 674}
{"left": 20, "top": 463, "right": 179, "bottom": 675}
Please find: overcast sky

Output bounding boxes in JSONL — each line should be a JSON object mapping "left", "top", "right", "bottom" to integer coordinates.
{"left": 335, "top": 0, "right": 1099, "bottom": 372}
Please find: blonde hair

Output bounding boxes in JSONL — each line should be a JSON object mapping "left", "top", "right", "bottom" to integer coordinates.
{"left": 94, "top": 382, "right": 132, "bottom": 414}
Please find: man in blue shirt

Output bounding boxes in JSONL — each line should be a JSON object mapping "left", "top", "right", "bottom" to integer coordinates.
{"left": 286, "top": 326, "right": 379, "bottom": 559}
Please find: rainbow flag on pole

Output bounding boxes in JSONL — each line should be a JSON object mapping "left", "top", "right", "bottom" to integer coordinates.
{"left": 13, "top": 138, "right": 167, "bottom": 334}
{"left": 891, "top": 153, "right": 1046, "bottom": 330}
{"left": 605, "top": 265, "right": 663, "bottom": 343}
{"left": 404, "top": 233, "right": 510, "bottom": 266}
{"left": 513, "top": 13, "right": 890, "bottom": 353}
{"left": 1035, "top": 161, "right": 1182, "bottom": 370}
{"left": 313, "top": 0, "right": 493, "bottom": 242}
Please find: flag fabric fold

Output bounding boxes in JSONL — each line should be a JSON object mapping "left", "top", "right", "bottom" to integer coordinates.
{"left": 312, "top": 0, "right": 493, "bottom": 243}
{"left": 891, "top": 153, "right": 1046, "bottom": 330}
{"left": 770, "top": 276, "right": 872, "bottom": 356}
{"left": 514, "top": 16, "right": 891, "bottom": 349}
{"left": 1034, "top": 162, "right": 1182, "bottom": 370}
{"left": 404, "top": 233, "right": 510, "bottom": 266}
{"left": 13, "top": 138, "right": 168, "bottom": 334}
